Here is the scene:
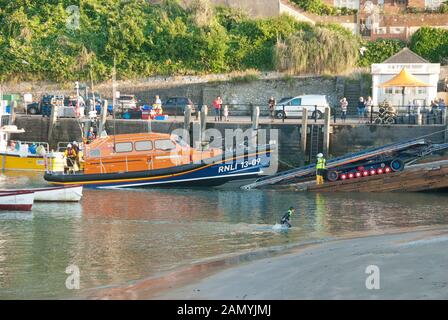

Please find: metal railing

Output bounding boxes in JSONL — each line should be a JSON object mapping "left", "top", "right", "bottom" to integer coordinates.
{"left": 331, "top": 105, "right": 447, "bottom": 125}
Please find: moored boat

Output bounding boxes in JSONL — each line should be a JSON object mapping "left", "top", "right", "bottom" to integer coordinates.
{"left": 0, "top": 125, "right": 50, "bottom": 171}
{"left": 44, "top": 132, "right": 272, "bottom": 189}
{"left": 0, "top": 185, "right": 83, "bottom": 202}
{"left": 0, "top": 191, "right": 35, "bottom": 211}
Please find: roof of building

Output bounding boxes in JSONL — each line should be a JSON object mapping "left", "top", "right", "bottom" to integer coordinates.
{"left": 383, "top": 48, "right": 430, "bottom": 64}
{"left": 379, "top": 68, "right": 432, "bottom": 88}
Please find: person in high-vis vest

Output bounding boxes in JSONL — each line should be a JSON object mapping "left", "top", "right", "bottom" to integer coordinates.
{"left": 316, "top": 153, "right": 326, "bottom": 185}
{"left": 280, "top": 207, "right": 295, "bottom": 228}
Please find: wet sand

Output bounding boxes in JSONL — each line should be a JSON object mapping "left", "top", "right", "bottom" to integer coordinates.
{"left": 88, "top": 226, "right": 448, "bottom": 300}
{"left": 155, "top": 227, "right": 448, "bottom": 299}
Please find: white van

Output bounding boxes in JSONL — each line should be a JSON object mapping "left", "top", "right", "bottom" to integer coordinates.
{"left": 274, "top": 95, "right": 329, "bottom": 119}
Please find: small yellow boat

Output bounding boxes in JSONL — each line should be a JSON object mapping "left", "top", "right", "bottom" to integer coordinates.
{"left": 0, "top": 125, "right": 49, "bottom": 171}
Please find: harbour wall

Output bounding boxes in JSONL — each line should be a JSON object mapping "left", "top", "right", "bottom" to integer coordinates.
{"left": 12, "top": 117, "right": 446, "bottom": 167}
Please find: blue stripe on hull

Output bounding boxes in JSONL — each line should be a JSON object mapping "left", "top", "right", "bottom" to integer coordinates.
{"left": 87, "top": 153, "right": 271, "bottom": 189}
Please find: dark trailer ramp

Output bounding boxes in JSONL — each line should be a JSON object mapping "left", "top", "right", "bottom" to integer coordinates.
{"left": 242, "top": 137, "right": 448, "bottom": 190}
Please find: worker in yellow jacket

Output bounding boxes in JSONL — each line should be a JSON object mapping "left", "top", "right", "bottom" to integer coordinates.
{"left": 316, "top": 153, "right": 326, "bottom": 185}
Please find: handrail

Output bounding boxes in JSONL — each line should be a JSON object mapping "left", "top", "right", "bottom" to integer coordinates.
{"left": 12, "top": 140, "right": 50, "bottom": 153}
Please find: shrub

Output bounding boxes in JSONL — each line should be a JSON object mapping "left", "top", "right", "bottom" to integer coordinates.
{"left": 357, "top": 39, "right": 406, "bottom": 67}
{"left": 274, "top": 26, "right": 359, "bottom": 74}
{"left": 291, "top": 0, "right": 357, "bottom": 16}
{"left": 409, "top": 27, "right": 448, "bottom": 63}
{"left": 229, "top": 69, "right": 261, "bottom": 83}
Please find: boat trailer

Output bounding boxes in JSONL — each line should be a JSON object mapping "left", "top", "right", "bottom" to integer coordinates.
{"left": 242, "top": 138, "right": 448, "bottom": 190}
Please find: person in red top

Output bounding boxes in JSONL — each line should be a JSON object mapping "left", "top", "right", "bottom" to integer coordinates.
{"left": 213, "top": 96, "right": 223, "bottom": 122}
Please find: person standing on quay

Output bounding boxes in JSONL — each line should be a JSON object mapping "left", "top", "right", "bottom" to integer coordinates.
{"left": 223, "top": 105, "right": 229, "bottom": 122}
{"left": 357, "top": 97, "right": 366, "bottom": 123}
{"left": 213, "top": 96, "right": 223, "bottom": 122}
{"left": 268, "top": 96, "right": 276, "bottom": 122}
{"left": 340, "top": 97, "right": 348, "bottom": 122}
{"left": 365, "top": 96, "right": 373, "bottom": 122}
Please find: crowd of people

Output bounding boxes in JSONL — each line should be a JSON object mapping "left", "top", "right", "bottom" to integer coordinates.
{"left": 338, "top": 96, "right": 373, "bottom": 123}
{"left": 430, "top": 98, "right": 446, "bottom": 112}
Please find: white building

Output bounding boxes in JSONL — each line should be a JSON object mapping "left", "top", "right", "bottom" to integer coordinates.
{"left": 371, "top": 48, "right": 440, "bottom": 107}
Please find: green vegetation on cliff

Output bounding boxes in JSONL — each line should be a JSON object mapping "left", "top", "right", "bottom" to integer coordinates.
{"left": 0, "top": 0, "right": 445, "bottom": 83}
{"left": 290, "top": 0, "right": 357, "bottom": 16}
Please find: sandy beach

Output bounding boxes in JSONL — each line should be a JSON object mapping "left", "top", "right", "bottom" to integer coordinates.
{"left": 155, "top": 227, "right": 448, "bottom": 299}
{"left": 87, "top": 226, "right": 448, "bottom": 300}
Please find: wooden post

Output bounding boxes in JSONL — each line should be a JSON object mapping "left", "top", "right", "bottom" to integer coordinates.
{"left": 98, "top": 99, "right": 108, "bottom": 138}
{"left": 8, "top": 101, "right": 17, "bottom": 125}
{"left": 323, "top": 107, "right": 331, "bottom": 158}
{"left": 48, "top": 103, "right": 58, "bottom": 144}
{"left": 184, "top": 105, "right": 192, "bottom": 132}
{"left": 301, "top": 108, "right": 308, "bottom": 166}
{"left": 444, "top": 108, "right": 448, "bottom": 143}
{"left": 196, "top": 110, "right": 202, "bottom": 148}
{"left": 251, "top": 106, "right": 260, "bottom": 147}
{"left": 200, "top": 105, "right": 208, "bottom": 145}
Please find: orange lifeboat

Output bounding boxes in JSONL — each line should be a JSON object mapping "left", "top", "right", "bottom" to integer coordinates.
{"left": 44, "top": 132, "right": 272, "bottom": 189}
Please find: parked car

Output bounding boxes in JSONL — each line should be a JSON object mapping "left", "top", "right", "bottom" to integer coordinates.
{"left": 117, "top": 95, "right": 137, "bottom": 110}
{"left": 163, "top": 97, "right": 195, "bottom": 116}
{"left": 274, "top": 95, "right": 329, "bottom": 119}
{"left": 27, "top": 95, "right": 61, "bottom": 116}
{"left": 27, "top": 95, "right": 85, "bottom": 118}
{"left": 26, "top": 102, "right": 41, "bottom": 115}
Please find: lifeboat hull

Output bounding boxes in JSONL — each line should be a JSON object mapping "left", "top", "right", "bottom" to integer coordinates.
{"left": 44, "top": 148, "right": 271, "bottom": 189}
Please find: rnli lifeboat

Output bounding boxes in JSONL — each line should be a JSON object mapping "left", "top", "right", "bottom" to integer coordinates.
{"left": 44, "top": 132, "right": 272, "bottom": 189}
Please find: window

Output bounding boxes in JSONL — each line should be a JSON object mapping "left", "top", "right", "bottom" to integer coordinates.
{"left": 155, "top": 139, "right": 176, "bottom": 151}
{"left": 375, "top": 27, "right": 387, "bottom": 35}
{"left": 390, "top": 27, "right": 405, "bottom": 34}
{"left": 115, "top": 142, "right": 133, "bottom": 153}
{"left": 416, "top": 88, "right": 427, "bottom": 95}
{"left": 89, "top": 149, "right": 101, "bottom": 158}
{"left": 425, "top": 0, "right": 444, "bottom": 8}
{"left": 135, "top": 140, "right": 153, "bottom": 151}
{"left": 290, "top": 98, "right": 302, "bottom": 106}
{"left": 334, "top": 0, "right": 359, "bottom": 9}
{"left": 172, "top": 135, "right": 189, "bottom": 148}
{"left": 385, "top": 88, "right": 394, "bottom": 94}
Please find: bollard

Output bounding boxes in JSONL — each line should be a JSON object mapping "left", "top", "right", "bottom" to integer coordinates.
{"left": 417, "top": 106, "right": 422, "bottom": 126}
{"left": 301, "top": 109, "right": 308, "bottom": 166}
{"left": 323, "top": 107, "right": 331, "bottom": 158}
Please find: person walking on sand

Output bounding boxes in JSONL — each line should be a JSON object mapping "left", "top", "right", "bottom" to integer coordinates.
{"left": 340, "top": 97, "right": 348, "bottom": 122}
{"left": 213, "top": 96, "right": 223, "bottom": 122}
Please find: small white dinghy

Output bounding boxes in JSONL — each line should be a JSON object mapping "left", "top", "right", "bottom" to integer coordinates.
{"left": 0, "top": 185, "right": 83, "bottom": 202}
{"left": 0, "top": 191, "right": 35, "bottom": 211}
